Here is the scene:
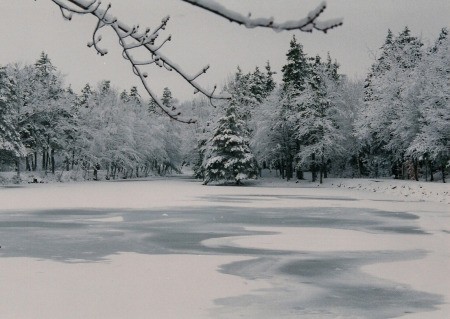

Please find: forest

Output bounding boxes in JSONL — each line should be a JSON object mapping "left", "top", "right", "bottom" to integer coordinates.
{"left": 0, "top": 27, "right": 448, "bottom": 184}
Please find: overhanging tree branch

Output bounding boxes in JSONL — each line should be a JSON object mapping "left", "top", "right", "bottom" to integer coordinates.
{"left": 48, "top": 0, "right": 342, "bottom": 122}
{"left": 181, "top": 0, "right": 343, "bottom": 33}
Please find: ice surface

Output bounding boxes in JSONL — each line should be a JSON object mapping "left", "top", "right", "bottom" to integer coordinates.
{"left": 0, "top": 176, "right": 448, "bottom": 318}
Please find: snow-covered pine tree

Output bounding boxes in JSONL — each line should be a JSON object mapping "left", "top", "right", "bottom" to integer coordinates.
{"left": 282, "top": 35, "right": 310, "bottom": 92}
{"left": 251, "top": 87, "right": 297, "bottom": 180}
{"left": 33, "top": 53, "right": 68, "bottom": 174}
{"left": 264, "top": 61, "right": 277, "bottom": 96}
{"left": 406, "top": 28, "right": 449, "bottom": 182}
{"left": 279, "top": 35, "right": 312, "bottom": 180}
{"left": 78, "top": 83, "right": 94, "bottom": 108}
{"left": 203, "top": 102, "right": 258, "bottom": 185}
{"left": 356, "top": 27, "right": 424, "bottom": 179}
{"left": 294, "top": 55, "right": 345, "bottom": 183}
{"left": 355, "top": 29, "right": 395, "bottom": 177}
{"left": 0, "top": 66, "right": 25, "bottom": 163}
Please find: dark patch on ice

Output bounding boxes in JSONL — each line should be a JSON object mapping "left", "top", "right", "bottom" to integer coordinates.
{"left": 217, "top": 250, "right": 442, "bottom": 318}
{"left": 200, "top": 194, "right": 357, "bottom": 203}
{"left": 0, "top": 191, "right": 440, "bottom": 317}
{"left": 372, "top": 226, "right": 427, "bottom": 234}
{"left": 33, "top": 209, "right": 114, "bottom": 217}
{"left": 369, "top": 210, "right": 419, "bottom": 220}
{"left": 0, "top": 220, "right": 86, "bottom": 229}
{"left": 0, "top": 185, "right": 25, "bottom": 189}
{"left": 0, "top": 205, "right": 428, "bottom": 261}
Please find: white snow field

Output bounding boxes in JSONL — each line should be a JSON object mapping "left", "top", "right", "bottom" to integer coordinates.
{"left": 0, "top": 176, "right": 449, "bottom": 318}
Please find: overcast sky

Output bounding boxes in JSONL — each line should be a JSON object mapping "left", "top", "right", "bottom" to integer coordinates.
{"left": 0, "top": 0, "right": 448, "bottom": 101}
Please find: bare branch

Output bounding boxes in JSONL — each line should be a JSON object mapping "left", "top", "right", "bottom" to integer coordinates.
{"left": 48, "top": 0, "right": 342, "bottom": 122}
{"left": 51, "top": 0, "right": 233, "bottom": 122}
{"left": 181, "top": 0, "right": 343, "bottom": 33}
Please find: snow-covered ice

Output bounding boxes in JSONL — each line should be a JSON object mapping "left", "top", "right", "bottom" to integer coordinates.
{"left": 0, "top": 176, "right": 448, "bottom": 318}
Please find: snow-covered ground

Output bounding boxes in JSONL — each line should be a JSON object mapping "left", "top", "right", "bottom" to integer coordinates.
{"left": 0, "top": 176, "right": 448, "bottom": 318}
{"left": 256, "top": 170, "right": 449, "bottom": 204}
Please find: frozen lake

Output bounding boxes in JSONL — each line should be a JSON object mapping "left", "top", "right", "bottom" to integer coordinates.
{"left": 0, "top": 177, "right": 449, "bottom": 318}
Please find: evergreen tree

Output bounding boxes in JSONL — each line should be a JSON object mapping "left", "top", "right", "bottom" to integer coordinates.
{"left": 162, "top": 87, "right": 175, "bottom": 111}
{"left": 120, "top": 89, "right": 129, "bottom": 102}
{"left": 406, "top": 28, "right": 449, "bottom": 182}
{"left": 99, "top": 80, "right": 111, "bottom": 97}
{"left": 79, "top": 83, "right": 93, "bottom": 108}
{"left": 203, "top": 102, "right": 258, "bottom": 185}
{"left": 0, "top": 66, "right": 24, "bottom": 159}
{"left": 278, "top": 35, "right": 312, "bottom": 180}
{"left": 129, "top": 86, "right": 141, "bottom": 105}
{"left": 356, "top": 27, "right": 425, "bottom": 179}
{"left": 249, "top": 66, "right": 266, "bottom": 103}
{"left": 281, "top": 35, "right": 310, "bottom": 92}
{"left": 148, "top": 98, "right": 159, "bottom": 114}
{"left": 294, "top": 55, "right": 345, "bottom": 183}
{"left": 264, "top": 61, "right": 276, "bottom": 95}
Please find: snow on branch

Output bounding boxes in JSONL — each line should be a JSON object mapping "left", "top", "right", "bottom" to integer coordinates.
{"left": 50, "top": 0, "right": 231, "bottom": 123}
{"left": 49, "top": 0, "right": 342, "bottom": 122}
{"left": 181, "top": 0, "right": 343, "bottom": 33}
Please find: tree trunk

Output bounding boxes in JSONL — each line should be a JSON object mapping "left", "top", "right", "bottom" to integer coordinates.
{"left": 442, "top": 164, "right": 446, "bottom": 183}
{"left": 42, "top": 149, "right": 46, "bottom": 171}
{"left": 357, "top": 155, "right": 363, "bottom": 177}
{"left": 429, "top": 161, "right": 434, "bottom": 181}
{"left": 296, "top": 167, "right": 303, "bottom": 180}
{"left": 71, "top": 149, "right": 75, "bottom": 170}
{"left": 46, "top": 152, "right": 50, "bottom": 173}
{"left": 33, "top": 151, "right": 37, "bottom": 171}
{"left": 51, "top": 149, "right": 55, "bottom": 174}
{"left": 311, "top": 154, "right": 317, "bottom": 182}
{"left": 286, "top": 159, "right": 292, "bottom": 181}
{"left": 15, "top": 158, "right": 20, "bottom": 178}
{"left": 424, "top": 159, "right": 428, "bottom": 181}
{"left": 26, "top": 156, "right": 31, "bottom": 171}
{"left": 413, "top": 159, "right": 419, "bottom": 181}
{"left": 320, "top": 153, "right": 324, "bottom": 184}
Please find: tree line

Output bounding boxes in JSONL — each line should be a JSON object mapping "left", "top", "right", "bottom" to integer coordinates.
{"left": 0, "top": 27, "right": 448, "bottom": 183}
{"left": 191, "top": 27, "right": 449, "bottom": 184}
{"left": 0, "top": 53, "right": 183, "bottom": 180}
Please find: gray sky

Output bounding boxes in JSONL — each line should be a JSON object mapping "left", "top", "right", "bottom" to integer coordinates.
{"left": 0, "top": 0, "right": 448, "bottom": 101}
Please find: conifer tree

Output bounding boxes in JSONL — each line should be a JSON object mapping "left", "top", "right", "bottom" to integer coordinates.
{"left": 0, "top": 66, "right": 24, "bottom": 159}
{"left": 281, "top": 35, "right": 310, "bottom": 92}
{"left": 356, "top": 27, "right": 425, "bottom": 178}
{"left": 79, "top": 83, "right": 93, "bottom": 108}
{"left": 406, "top": 28, "right": 449, "bottom": 182}
{"left": 278, "top": 36, "right": 312, "bottom": 180}
{"left": 264, "top": 61, "right": 277, "bottom": 95}
{"left": 294, "top": 55, "right": 345, "bottom": 183}
{"left": 203, "top": 102, "right": 258, "bottom": 185}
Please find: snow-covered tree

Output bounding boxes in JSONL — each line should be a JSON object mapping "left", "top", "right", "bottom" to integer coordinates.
{"left": 252, "top": 87, "right": 297, "bottom": 179}
{"left": 355, "top": 27, "right": 425, "bottom": 179}
{"left": 203, "top": 102, "right": 258, "bottom": 185}
{"left": 0, "top": 66, "right": 25, "bottom": 162}
{"left": 293, "top": 55, "right": 345, "bottom": 183}
{"left": 406, "top": 28, "right": 450, "bottom": 182}
{"left": 282, "top": 35, "right": 310, "bottom": 92}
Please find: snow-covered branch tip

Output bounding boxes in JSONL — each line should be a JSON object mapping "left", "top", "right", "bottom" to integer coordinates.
{"left": 181, "top": 0, "right": 343, "bottom": 33}
{"left": 50, "top": 0, "right": 233, "bottom": 123}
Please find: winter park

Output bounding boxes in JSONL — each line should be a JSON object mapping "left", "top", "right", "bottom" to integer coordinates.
{"left": 0, "top": 1, "right": 449, "bottom": 319}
